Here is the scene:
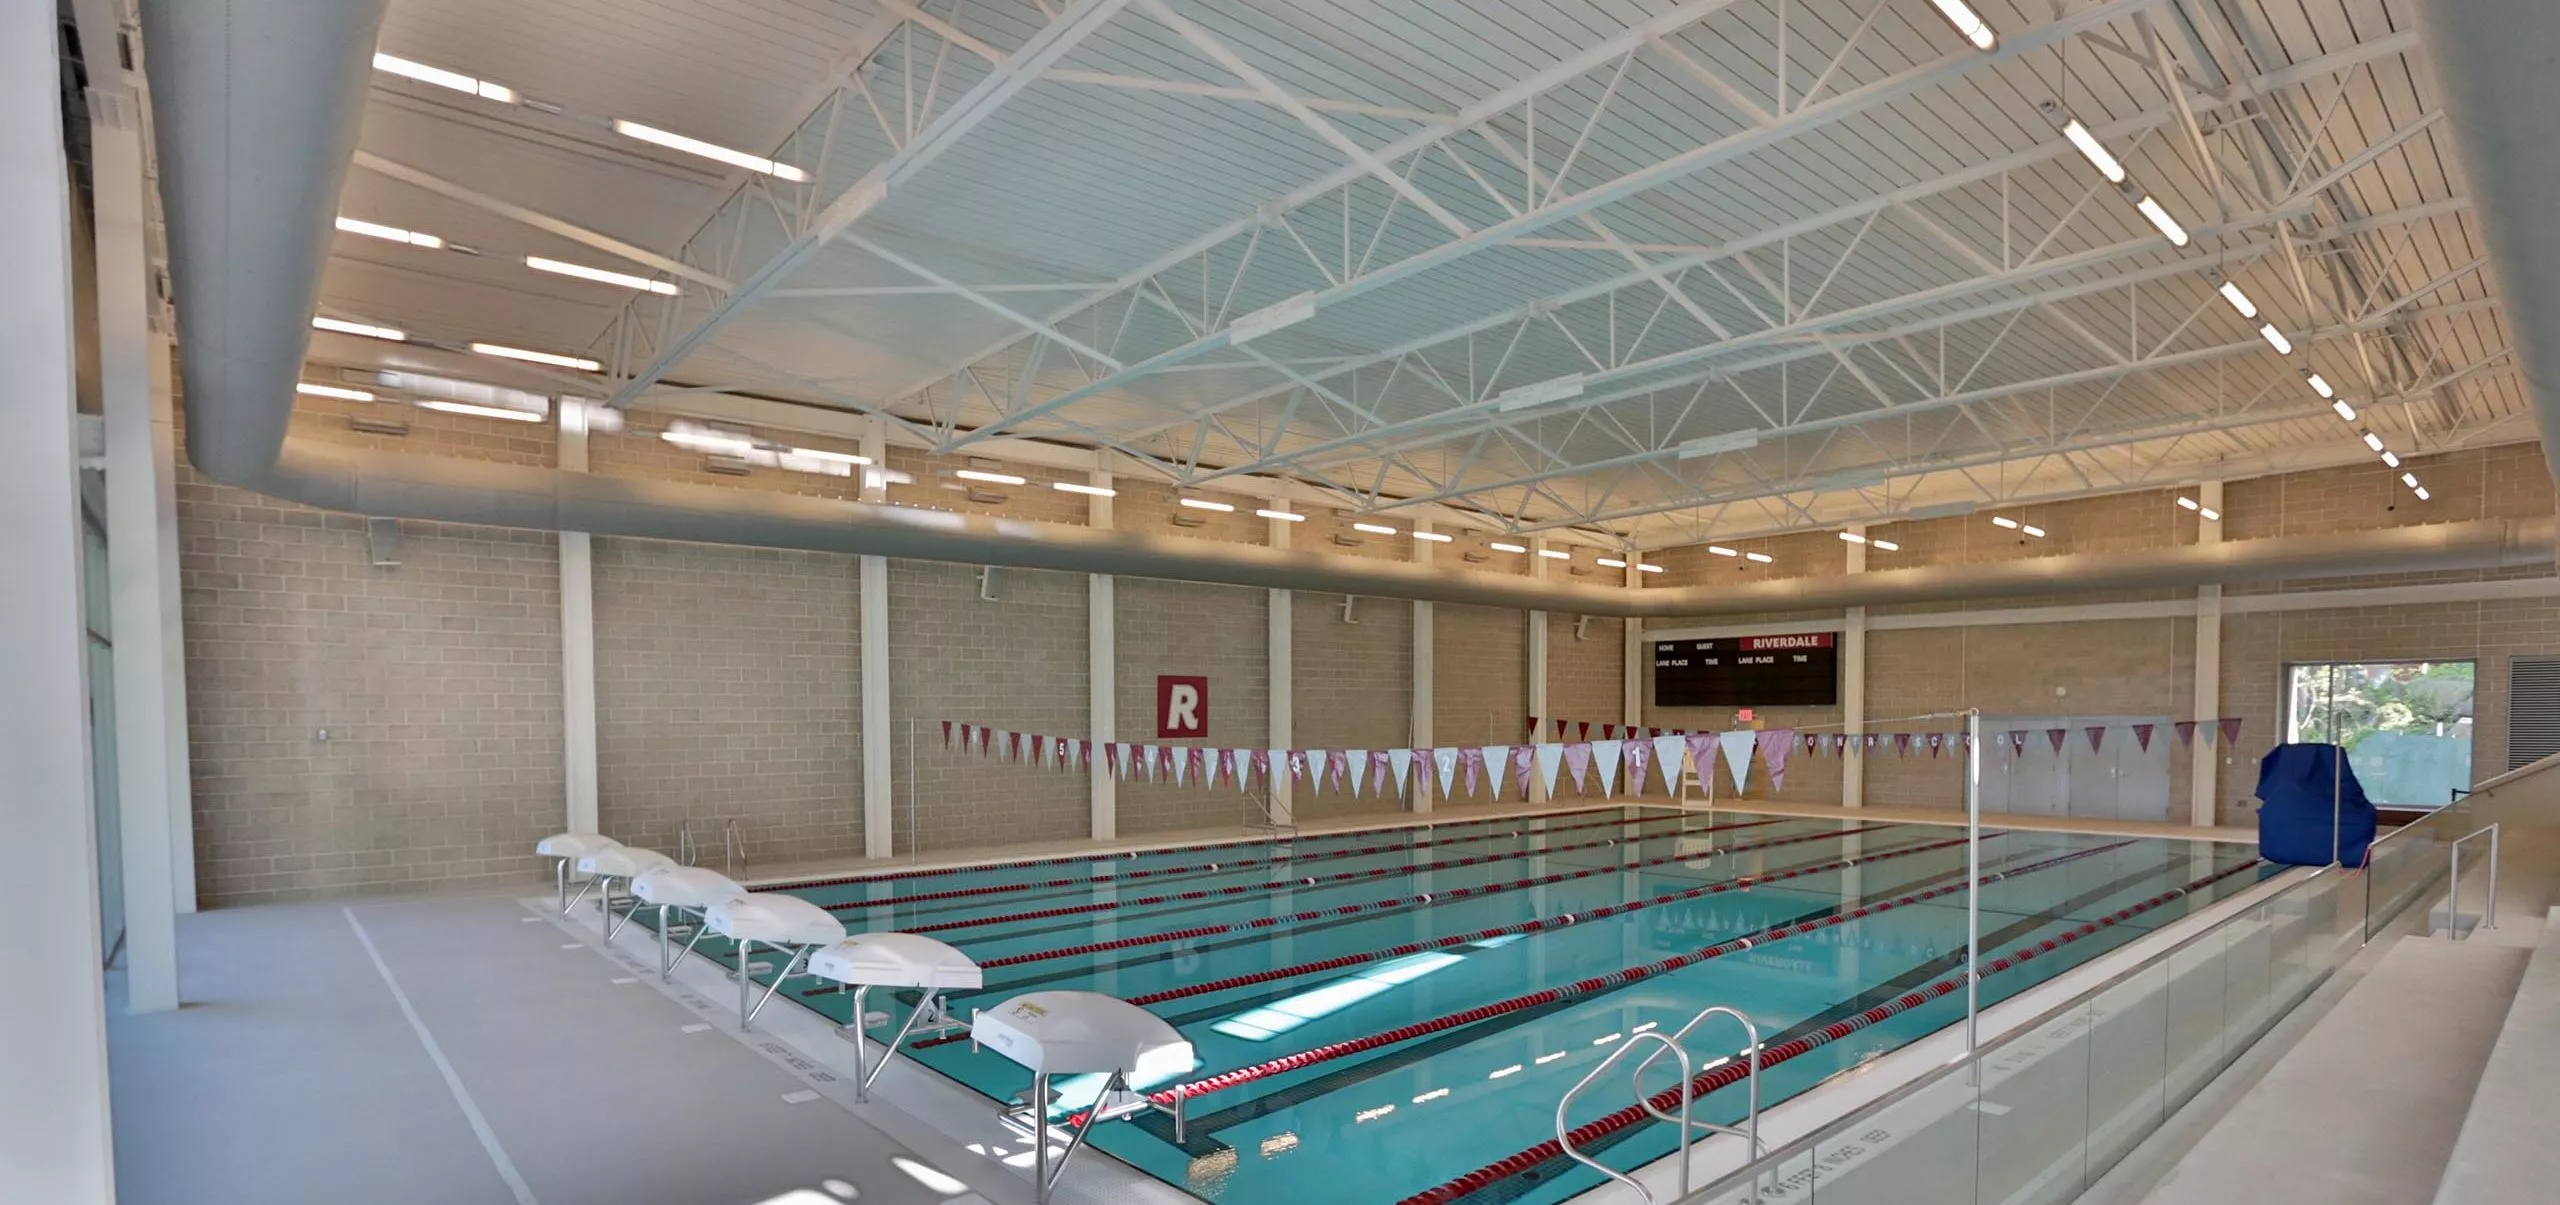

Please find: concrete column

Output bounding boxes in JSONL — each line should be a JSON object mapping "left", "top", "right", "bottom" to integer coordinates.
{"left": 1620, "top": 561, "right": 1642, "bottom": 732}
{"left": 1527, "top": 538, "right": 1552, "bottom": 803}
{"left": 1842, "top": 528, "right": 1870, "bottom": 809}
{"left": 859, "top": 419, "right": 893, "bottom": 857}
{"left": 2190, "top": 481, "right": 2224, "bottom": 826}
{"left": 1410, "top": 520, "right": 1434, "bottom": 813}
{"left": 0, "top": 1, "right": 116, "bottom": 1190}
{"left": 557, "top": 407, "right": 599, "bottom": 836}
{"left": 1087, "top": 468, "right": 1116, "bottom": 841}
{"left": 1267, "top": 501, "right": 1294, "bottom": 824}
{"left": 88, "top": 34, "right": 180, "bottom": 1010}
{"left": 148, "top": 343, "right": 195, "bottom": 912}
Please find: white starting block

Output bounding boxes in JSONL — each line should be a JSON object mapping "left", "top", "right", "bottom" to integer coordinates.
{"left": 536, "top": 832, "right": 621, "bottom": 914}
{"left": 973, "top": 991, "right": 1195, "bottom": 1204}
{"left": 575, "top": 846, "right": 677, "bottom": 939}
{"left": 809, "top": 933, "right": 981, "bottom": 1102}
{"left": 629, "top": 866, "right": 747, "bottom": 979}
{"left": 708, "top": 894, "right": 846, "bottom": 1032}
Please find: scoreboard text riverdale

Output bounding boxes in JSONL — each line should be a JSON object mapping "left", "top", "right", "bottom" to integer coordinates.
{"left": 1652, "top": 632, "right": 1839, "bottom": 707}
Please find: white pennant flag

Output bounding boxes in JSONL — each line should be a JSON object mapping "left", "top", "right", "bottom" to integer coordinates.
{"left": 1651, "top": 734, "right": 1688, "bottom": 795}
{"left": 1171, "top": 748, "right": 1189, "bottom": 786}
{"left": 1480, "top": 746, "right": 1511, "bottom": 799}
{"left": 1345, "top": 749, "right": 1370, "bottom": 797}
{"left": 1718, "top": 730, "right": 1757, "bottom": 794}
{"left": 1388, "top": 748, "right": 1415, "bottom": 797}
{"left": 1591, "top": 739, "right": 1624, "bottom": 797}
{"left": 1536, "top": 743, "right": 1566, "bottom": 799}
{"left": 1433, "top": 747, "right": 1460, "bottom": 798}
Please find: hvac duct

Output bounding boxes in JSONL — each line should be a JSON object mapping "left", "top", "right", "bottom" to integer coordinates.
{"left": 142, "top": 0, "right": 2557, "bottom": 620}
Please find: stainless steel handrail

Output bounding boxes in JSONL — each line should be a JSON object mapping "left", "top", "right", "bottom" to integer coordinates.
{"left": 1558, "top": 1005, "right": 1765, "bottom": 1204}
{"left": 1559, "top": 1031, "right": 1691, "bottom": 1205}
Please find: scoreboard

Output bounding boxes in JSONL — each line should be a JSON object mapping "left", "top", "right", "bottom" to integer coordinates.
{"left": 1653, "top": 632, "right": 1839, "bottom": 707}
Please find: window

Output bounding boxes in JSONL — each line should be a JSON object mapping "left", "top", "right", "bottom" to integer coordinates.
{"left": 2285, "top": 660, "right": 2475, "bottom": 807}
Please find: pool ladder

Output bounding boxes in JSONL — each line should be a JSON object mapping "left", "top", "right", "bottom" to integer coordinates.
{"left": 1556, "top": 1005, "right": 1764, "bottom": 1204}
{"left": 1241, "top": 786, "right": 1297, "bottom": 840}
{"left": 676, "top": 817, "right": 748, "bottom": 878}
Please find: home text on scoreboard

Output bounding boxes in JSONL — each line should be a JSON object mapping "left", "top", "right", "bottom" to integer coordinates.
{"left": 1652, "top": 632, "right": 1840, "bottom": 707}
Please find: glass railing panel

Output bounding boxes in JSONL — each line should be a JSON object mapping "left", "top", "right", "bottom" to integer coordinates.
{"left": 1973, "top": 998, "right": 2095, "bottom": 1205}
{"left": 1806, "top": 1073, "right": 1981, "bottom": 1205}
{"left": 2082, "top": 960, "right": 2171, "bottom": 1182}
{"left": 2160, "top": 928, "right": 2231, "bottom": 1112}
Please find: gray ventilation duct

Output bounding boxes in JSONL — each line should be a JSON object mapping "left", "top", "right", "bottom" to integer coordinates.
{"left": 143, "top": 0, "right": 2557, "bottom": 620}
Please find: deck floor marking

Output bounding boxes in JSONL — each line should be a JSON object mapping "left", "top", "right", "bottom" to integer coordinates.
{"left": 345, "top": 909, "right": 542, "bottom": 1205}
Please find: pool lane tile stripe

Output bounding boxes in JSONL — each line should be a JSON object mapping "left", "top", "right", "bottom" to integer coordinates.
{"left": 886, "top": 818, "right": 1790, "bottom": 934}
{"left": 823, "top": 811, "right": 1761, "bottom": 914}
{"left": 969, "top": 823, "right": 1909, "bottom": 971}
{"left": 1399, "top": 855, "right": 2264, "bottom": 1205}
{"left": 771, "top": 804, "right": 1667, "bottom": 892}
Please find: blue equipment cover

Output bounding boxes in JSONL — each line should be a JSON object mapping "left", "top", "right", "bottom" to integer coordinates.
{"left": 2255, "top": 743, "right": 2377, "bottom": 867}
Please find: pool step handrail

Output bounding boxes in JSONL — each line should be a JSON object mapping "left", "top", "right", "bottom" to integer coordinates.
{"left": 1556, "top": 1004, "right": 1764, "bottom": 1204}
{"left": 675, "top": 818, "right": 748, "bottom": 878}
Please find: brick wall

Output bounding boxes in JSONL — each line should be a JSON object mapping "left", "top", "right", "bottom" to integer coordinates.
{"left": 1433, "top": 603, "right": 1525, "bottom": 749}
{"left": 1291, "top": 591, "right": 1413, "bottom": 819}
{"left": 1546, "top": 611, "right": 1622, "bottom": 727}
{"left": 1113, "top": 578, "right": 1269, "bottom": 835}
{"left": 890, "top": 561, "right": 1090, "bottom": 852}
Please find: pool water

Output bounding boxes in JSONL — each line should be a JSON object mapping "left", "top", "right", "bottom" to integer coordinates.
{"left": 671, "top": 807, "right": 2262, "bottom": 1204}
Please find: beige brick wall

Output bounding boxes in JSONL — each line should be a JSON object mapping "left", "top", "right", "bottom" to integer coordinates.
{"left": 1433, "top": 604, "right": 1526, "bottom": 748}
{"left": 1113, "top": 578, "right": 1270, "bottom": 835}
{"left": 1546, "top": 612, "right": 1623, "bottom": 729}
{"left": 890, "top": 561, "right": 1091, "bottom": 852}
{"left": 1291, "top": 591, "right": 1413, "bottom": 819}
{"left": 592, "top": 537, "right": 862, "bottom": 861}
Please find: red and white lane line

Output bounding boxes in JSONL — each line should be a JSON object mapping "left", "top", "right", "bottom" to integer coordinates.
{"left": 1396, "top": 855, "right": 2263, "bottom": 1205}
{"left": 820, "top": 810, "right": 1765, "bottom": 913}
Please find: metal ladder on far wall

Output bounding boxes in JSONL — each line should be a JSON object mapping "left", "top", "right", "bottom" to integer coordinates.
{"left": 676, "top": 817, "right": 748, "bottom": 878}
{"left": 1241, "top": 785, "right": 1298, "bottom": 841}
{"left": 1556, "top": 1005, "right": 1765, "bottom": 1204}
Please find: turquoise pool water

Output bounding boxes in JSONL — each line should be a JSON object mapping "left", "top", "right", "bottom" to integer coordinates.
{"left": 683, "top": 807, "right": 2263, "bottom": 1204}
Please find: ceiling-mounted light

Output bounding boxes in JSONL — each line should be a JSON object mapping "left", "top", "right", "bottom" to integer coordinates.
{"left": 1537, "top": 547, "right": 1572, "bottom": 560}
{"left": 1489, "top": 542, "right": 1527, "bottom": 553}
{"left": 2257, "top": 324, "right": 2294, "bottom": 355}
{"left": 2362, "top": 431, "right": 2385, "bottom": 452}
{"left": 2177, "top": 496, "right": 2200, "bottom": 512}
{"left": 1353, "top": 522, "right": 1398, "bottom": 536}
{"left": 524, "top": 256, "right": 680, "bottom": 295}
{"left": 312, "top": 315, "right": 405, "bottom": 342}
{"left": 1706, "top": 545, "right": 1738, "bottom": 557}
{"left": 373, "top": 52, "right": 516, "bottom": 103}
{"left": 1254, "top": 507, "right": 1304, "bottom": 521}
{"left": 1838, "top": 531, "right": 1868, "bottom": 544}
{"left": 470, "top": 342, "right": 600, "bottom": 371}
{"left": 2022, "top": 524, "right": 2047, "bottom": 538}
{"left": 1596, "top": 557, "right": 1627, "bottom": 568}
{"left": 1926, "top": 0, "right": 1998, "bottom": 49}
{"left": 2402, "top": 472, "right": 2420, "bottom": 489}
{"left": 1638, "top": 563, "right": 1665, "bottom": 573}
{"left": 2135, "top": 196, "right": 2189, "bottom": 246}
{"left": 2306, "top": 373, "right": 2334, "bottom": 398}
{"left": 2414, "top": 486, "right": 2432, "bottom": 501}
{"left": 297, "top": 382, "right": 375, "bottom": 402}
{"left": 2217, "top": 281, "right": 2259, "bottom": 319}
{"left": 1177, "top": 497, "right": 1235, "bottom": 512}
{"left": 1052, "top": 481, "right": 1115, "bottom": 496}
{"left": 1413, "top": 531, "right": 1455, "bottom": 543}
{"left": 336, "top": 216, "right": 444, "bottom": 249}
{"left": 2060, "top": 120, "right": 2126, "bottom": 184}
{"left": 955, "top": 469, "right": 1024, "bottom": 485}
{"left": 2332, "top": 399, "right": 2357, "bottom": 421}
{"left": 663, "top": 426, "right": 754, "bottom": 455}
{"left": 418, "top": 399, "right": 544, "bottom": 423}
{"left": 1744, "top": 551, "right": 1775, "bottom": 563}
{"left": 2381, "top": 451, "right": 2401, "bottom": 468}
{"left": 1871, "top": 540, "right": 1900, "bottom": 552}
{"left": 787, "top": 447, "right": 868, "bottom": 466}
{"left": 611, "top": 119, "right": 809, "bottom": 182}
{"left": 1991, "top": 516, "right": 2020, "bottom": 530}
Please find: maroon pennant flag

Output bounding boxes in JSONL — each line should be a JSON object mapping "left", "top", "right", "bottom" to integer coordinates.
{"left": 977, "top": 726, "right": 995, "bottom": 756}
{"left": 1802, "top": 731, "right": 1820, "bottom": 755}
{"left": 2175, "top": 720, "right": 2197, "bottom": 748}
{"left": 1864, "top": 733, "right": 1882, "bottom": 752}
{"left": 1576, "top": 722, "right": 1592, "bottom": 741}
{"left": 1075, "top": 739, "right": 1092, "bottom": 769}
{"left": 1555, "top": 718, "right": 1569, "bottom": 740}
{"left": 958, "top": 723, "right": 976, "bottom": 752}
{"left": 2218, "top": 717, "right": 2243, "bottom": 747}
{"left": 1927, "top": 732, "right": 1945, "bottom": 757}
{"left": 1893, "top": 732, "right": 1913, "bottom": 757}
{"left": 1157, "top": 745, "right": 1178, "bottom": 780}
{"left": 2085, "top": 726, "right": 2106, "bottom": 754}
{"left": 1186, "top": 746, "right": 1207, "bottom": 786}
{"left": 2045, "top": 728, "right": 2068, "bottom": 754}
{"left": 2133, "top": 723, "right": 2156, "bottom": 752}
{"left": 941, "top": 719, "right": 954, "bottom": 747}
{"left": 1104, "top": 743, "right": 1123, "bottom": 774}
{"left": 1213, "top": 748, "right": 1235, "bottom": 789}
{"left": 1031, "top": 734, "right": 1048, "bottom": 763}
{"left": 1527, "top": 716, "right": 1542, "bottom": 739}
{"left": 1251, "top": 748, "right": 1272, "bottom": 787}
{"left": 1599, "top": 723, "right": 1617, "bottom": 740}
{"left": 2006, "top": 730, "right": 2029, "bottom": 755}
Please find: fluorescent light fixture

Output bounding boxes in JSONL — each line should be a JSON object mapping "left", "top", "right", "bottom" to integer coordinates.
{"left": 1677, "top": 429, "right": 1761, "bottom": 459}
{"left": 2135, "top": 196, "right": 2189, "bottom": 246}
{"left": 470, "top": 342, "right": 600, "bottom": 371}
{"left": 2306, "top": 373, "right": 2334, "bottom": 398}
{"left": 662, "top": 427, "right": 755, "bottom": 455}
{"left": 312, "top": 315, "right": 405, "bottom": 341}
{"left": 1254, "top": 507, "right": 1303, "bottom": 521}
{"left": 1495, "top": 374, "right": 1586, "bottom": 412}
{"left": 1745, "top": 551, "right": 1774, "bottom": 563}
{"left": 1927, "top": 0, "right": 1998, "bottom": 49}
{"left": 2178, "top": 496, "right": 2200, "bottom": 511}
{"left": 2402, "top": 472, "right": 2420, "bottom": 489}
{"left": 1537, "top": 548, "right": 1572, "bottom": 560}
{"left": 955, "top": 469, "right": 1025, "bottom": 485}
{"left": 1838, "top": 531, "right": 1868, "bottom": 544}
{"left": 1991, "top": 516, "right": 2020, "bottom": 530}
{"left": 2199, "top": 508, "right": 2220, "bottom": 521}
{"left": 1638, "top": 562, "right": 1665, "bottom": 573}
{"left": 2217, "top": 282, "right": 2259, "bottom": 319}
{"left": 1707, "top": 545, "right": 1739, "bottom": 557}
{"left": 1489, "top": 542, "right": 1527, "bottom": 553}
{"left": 2061, "top": 119, "right": 2126, "bottom": 183}
{"left": 524, "top": 255, "right": 679, "bottom": 295}
{"left": 2362, "top": 431, "right": 2385, "bottom": 452}
{"left": 1596, "top": 557, "right": 1627, "bottom": 568}
{"left": 2023, "top": 524, "right": 2047, "bottom": 538}
{"left": 2381, "top": 451, "right": 2401, "bottom": 468}
{"left": 787, "top": 447, "right": 869, "bottom": 465}
{"left": 2257, "top": 323, "right": 2294, "bottom": 355}
{"left": 888, "top": 1155, "right": 970, "bottom": 1196}
{"left": 2333, "top": 399, "right": 2358, "bottom": 421}
{"left": 611, "top": 119, "right": 808, "bottom": 182}
{"left": 1052, "top": 481, "right": 1116, "bottom": 496}
{"left": 1177, "top": 497, "right": 1236, "bottom": 512}
{"left": 335, "top": 216, "right": 443, "bottom": 249}
{"left": 373, "top": 53, "right": 516, "bottom": 103}
{"left": 2414, "top": 486, "right": 2431, "bottom": 501}
{"left": 1871, "top": 540, "right": 1900, "bottom": 552}
{"left": 418, "top": 400, "right": 543, "bottom": 423}
{"left": 1413, "top": 531, "right": 1454, "bottom": 543}
{"left": 1228, "top": 293, "right": 1317, "bottom": 345}
{"left": 1352, "top": 522, "right": 1399, "bottom": 535}
{"left": 296, "top": 382, "right": 375, "bottom": 402}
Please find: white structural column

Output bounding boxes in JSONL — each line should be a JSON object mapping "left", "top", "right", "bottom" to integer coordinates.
{"left": 1841, "top": 529, "right": 1870, "bottom": 809}
{"left": 1087, "top": 468, "right": 1116, "bottom": 841}
{"left": 1266, "top": 502, "right": 1294, "bottom": 824}
{"left": 1620, "top": 562, "right": 1642, "bottom": 731}
{"left": 1410, "top": 521, "right": 1435, "bottom": 813}
{"left": 1, "top": 0, "right": 115, "bottom": 1191}
{"left": 859, "top": 418, "right": 893, "bottom": 857}
{"left": 2190, "top": 481, "right": 2224, "bottom": 826}
{"left": 149, "top": 332, "right": 195, "bottom": 912}
{"left": 1526, "top": 539, "right": 1551, "bottom": 803}
{"left": 557, "top": 408, "right": 599, "bottom": 836}
{"left": 87, "top": 26, "right": 180, "bottom": 1010}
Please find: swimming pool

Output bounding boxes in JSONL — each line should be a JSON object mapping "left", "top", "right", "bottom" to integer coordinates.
{"left": 684, "top": 806, "right": 2263, "bottom": 1204}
